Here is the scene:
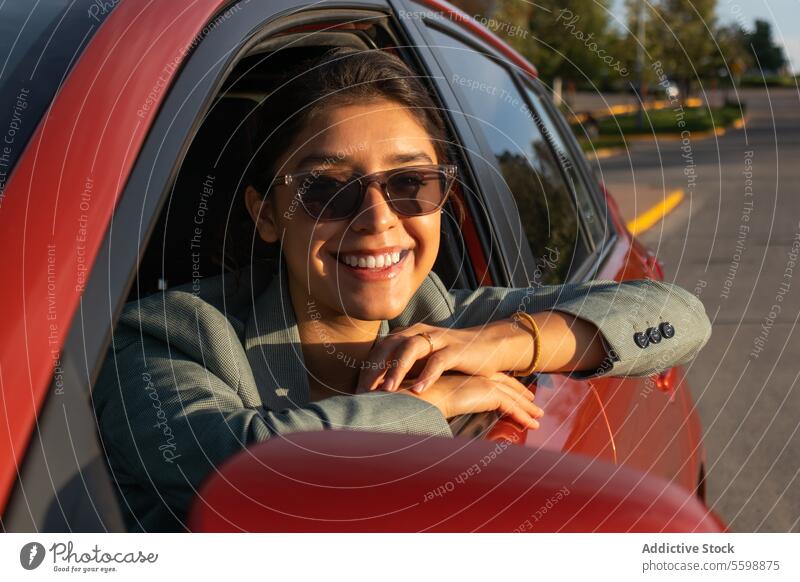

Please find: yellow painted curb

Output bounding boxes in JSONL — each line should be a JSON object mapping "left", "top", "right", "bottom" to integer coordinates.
{"left": 626, "top": 189, "right": 685, "bottom": 236}
{"left": 586, "top": 147, "right": 626, "bottom": 160}
{"left": 574, "top": 97, "right": 703, "bottom": 122}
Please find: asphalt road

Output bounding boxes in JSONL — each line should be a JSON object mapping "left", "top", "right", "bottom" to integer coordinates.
{"left": 594, "top": 87, "right": 800, "bottom": 532}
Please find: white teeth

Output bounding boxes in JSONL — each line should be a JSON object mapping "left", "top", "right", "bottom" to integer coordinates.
{"left": 340, "top": 250, "right": 407, "bottom": 269}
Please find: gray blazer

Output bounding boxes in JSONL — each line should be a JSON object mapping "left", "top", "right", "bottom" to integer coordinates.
{"left": 93, "top": 263, "right": 711, "bottom": 531}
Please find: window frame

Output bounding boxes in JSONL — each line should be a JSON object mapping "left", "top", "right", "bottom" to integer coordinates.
{"left": 393, "top": 9, "right": 534, "bottom": 287}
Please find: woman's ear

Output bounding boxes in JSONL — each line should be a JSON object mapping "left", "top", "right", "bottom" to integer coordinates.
{"left": 244, "top": 185, "right": 280, "bottom": 243}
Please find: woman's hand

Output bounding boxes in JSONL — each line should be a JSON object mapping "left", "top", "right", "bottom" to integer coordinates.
{"left": 357, "top": 320, "right": 535, "bottom": 394}
{"left": 357, "top": 312, "right": 608, "bottom": 394}
{"left": 400, "top": 372, "right": 543, "bottom": 429}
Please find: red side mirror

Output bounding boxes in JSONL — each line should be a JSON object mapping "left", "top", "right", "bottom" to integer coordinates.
{"left": 188, "top": 431, "right": 725, "bottom": 532}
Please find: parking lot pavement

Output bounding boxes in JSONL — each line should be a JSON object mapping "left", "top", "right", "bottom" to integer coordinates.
{"left": 592, "top": 87, "right": 800, "bottom": 532}
{"left": 601, "top": 181, "right": 683, "bottom": 233}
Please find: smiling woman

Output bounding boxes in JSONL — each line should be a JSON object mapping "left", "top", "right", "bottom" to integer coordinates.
{"left": 93, "top": 47, "right": 712, "bottom": 532}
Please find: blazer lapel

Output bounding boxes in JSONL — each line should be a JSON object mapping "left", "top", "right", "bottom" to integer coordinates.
{"left": 244, "top": 265, "right": 311, "bottom": 411}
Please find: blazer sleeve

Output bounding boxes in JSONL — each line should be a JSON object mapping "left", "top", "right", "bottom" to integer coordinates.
{"left": 93, "top": 322, "right": 451, "bottom": 527}
{"left": 394, "top": 274, "right": 712, "bottom": 378}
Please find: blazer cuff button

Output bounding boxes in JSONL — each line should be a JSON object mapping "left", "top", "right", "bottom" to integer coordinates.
{"left": 647, "top": 326, "right": 662, "bottom": 344}
{"left": 660, "top": 322, "right": 675, "bottom": 339}
{"left": 633, "top": 332, "right": 650, "bottom": 349}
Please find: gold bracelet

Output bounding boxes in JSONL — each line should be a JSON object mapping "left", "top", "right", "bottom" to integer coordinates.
{"left": 511, "top": 311, "right": 541, "bottom": 376}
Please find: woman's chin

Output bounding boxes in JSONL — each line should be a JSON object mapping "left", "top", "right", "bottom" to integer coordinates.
{"left": 339, "top": 296, "right": 409, "bottom": 322}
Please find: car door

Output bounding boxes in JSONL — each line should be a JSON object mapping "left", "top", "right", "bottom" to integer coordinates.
{"left": 396, "top": 0, "right": 702, "bottom": 492}
{"left": 0, "top": 0, "right": 337, "bottom": 531}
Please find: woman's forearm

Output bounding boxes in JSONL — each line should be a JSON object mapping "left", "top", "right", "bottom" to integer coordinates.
{"left": 497, "top": 312, "right": 608, "bottom": 375}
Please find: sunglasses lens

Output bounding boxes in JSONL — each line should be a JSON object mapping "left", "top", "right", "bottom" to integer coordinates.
{"left": 301, "top": 175, "right": 361, "bottom": 220}
{"left": 293, "top": 166, "right": 454, "bottom": 220}
{"left": 387, "top": 169, "right": 450, "bottom": 215}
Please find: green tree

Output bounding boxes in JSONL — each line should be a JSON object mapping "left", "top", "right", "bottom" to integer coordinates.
{"left": 617, "top": 0, "right": 663, "bottom": 96}
{"left": 527, "top": 0, "right": 615, "bottom": 86}
{"left": 453, "top": 0, "right": 617, "bottom": 89}
{"left": 712, "top": 23, "right": 752, "bottom": 86}
{"left": 746, "top": 19, "right": 787, "bottom": 73}
{"left": 650, "top": 0, "right": 718, "bottom": 97}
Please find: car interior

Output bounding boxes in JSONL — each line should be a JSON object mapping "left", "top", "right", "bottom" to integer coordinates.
{"left": 130, "top": 16, "right": 481, "bottom": 303}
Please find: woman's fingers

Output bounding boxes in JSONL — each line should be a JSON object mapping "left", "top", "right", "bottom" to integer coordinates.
{"left": 357, "top": 336, "right": 402, "bottom": 392}
{"left": 492, "top": 386, "right": 542, "bottom": 429}
{"left": 490, "top": 376, "right": 543, "bottom": 422}
{"left": 496, "top": 393, "right": 541, "bottom": 429}
{"left": 489, "top": 372, "right": 536, "bottom": 401}
{"left": 359, "top": 324, "right": 433, "bottom": 392}
{"left": 412, "top": 372, "right": 544, "bottom": 427}
{"left": 381, "top": 333, "right": 438, "bottom": 392}
{"left": 500, "top": 386, "right": 543, "bottom": 421}
{"left": 409, "top": 348, "right": 453, "bottom": 393}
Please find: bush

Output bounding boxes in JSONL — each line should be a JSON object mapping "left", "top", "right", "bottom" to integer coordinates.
{"left": 592, "top": 105, "right": 743, "bottom": 135}
{"left": 739, "top": 74, "right": 797, "bottom": 87}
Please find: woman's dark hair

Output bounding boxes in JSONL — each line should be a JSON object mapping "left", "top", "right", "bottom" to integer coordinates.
{"left": 221, "top": 47, "right": 454, "bottom": 272}
{"left": 249, "top": 46, "right": 451, "bottom": 190}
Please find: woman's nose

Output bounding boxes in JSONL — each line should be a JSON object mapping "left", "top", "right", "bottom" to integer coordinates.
{"left": 350, "top": 182, "right": 398, "bottom": 233}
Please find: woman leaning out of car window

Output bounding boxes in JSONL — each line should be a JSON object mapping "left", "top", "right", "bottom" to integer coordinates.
{"left": 94, "top": 47, "right": 712, "bottom": 531}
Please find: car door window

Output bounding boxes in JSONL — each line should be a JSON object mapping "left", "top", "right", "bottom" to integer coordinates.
{"left": 426, "top": 27, "right": 589, "bottom": 284}
{"left": 522, "top": 82, "right": 608, "bottom": 245}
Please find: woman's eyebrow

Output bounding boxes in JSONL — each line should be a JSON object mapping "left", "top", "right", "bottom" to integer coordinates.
{"left": 294, "top": 153, "right": 350, "bottom": 169}
{"left": 294, "top": 151, "right": 434, "bottom": 169}
{"left": 386, "top": 152, "right": 434, "bottom": 164}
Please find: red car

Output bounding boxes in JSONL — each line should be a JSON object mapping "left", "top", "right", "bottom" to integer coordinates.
{"left": 0, "top": 0, "right": 722, "bottom": 532}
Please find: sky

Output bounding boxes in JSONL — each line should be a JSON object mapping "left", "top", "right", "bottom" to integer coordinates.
{"left": 611, "top": 0, "right": 800, "bottom": 73}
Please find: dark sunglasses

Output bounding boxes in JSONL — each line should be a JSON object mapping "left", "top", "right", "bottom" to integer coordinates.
{"left": 267, "top": 164, "right": 458, "bottom": 221}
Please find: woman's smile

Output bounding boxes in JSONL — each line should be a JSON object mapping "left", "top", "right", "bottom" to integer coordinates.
{"left": 332, "top": 247, "right": 413, "bottom": 281}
